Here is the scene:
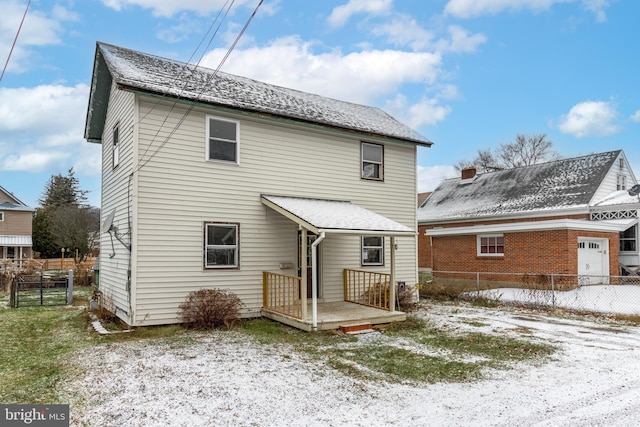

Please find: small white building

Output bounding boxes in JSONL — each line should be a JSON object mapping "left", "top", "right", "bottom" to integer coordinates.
{"left": 84, "top": 43, "right": 432, "bottom": 329}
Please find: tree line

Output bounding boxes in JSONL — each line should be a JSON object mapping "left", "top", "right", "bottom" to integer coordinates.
{"left": 32, "top": 168, "right": 100, "bottom": 261}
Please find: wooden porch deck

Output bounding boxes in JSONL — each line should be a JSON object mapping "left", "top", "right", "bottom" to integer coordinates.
{"left": 261, "top": 301, "right": 406, "bottom": 332}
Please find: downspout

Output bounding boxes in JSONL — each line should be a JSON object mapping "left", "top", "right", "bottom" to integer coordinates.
{"left": 311, "top": 232, "right": 325, "bottom": 331}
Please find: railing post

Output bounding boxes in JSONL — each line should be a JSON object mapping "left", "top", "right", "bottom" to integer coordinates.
{"left": 67, "top": 269, "right": 74, "bottom": 305}
{"left": 551, "top": 274, "right": 555, "bottom": 307}
{"left": 262, "top": 272, "right": 268, "bottom": 308}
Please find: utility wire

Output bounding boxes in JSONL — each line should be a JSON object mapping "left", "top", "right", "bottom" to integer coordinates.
{"left": 136, "top": 0, "right": 264, "bottom": 173}
{"left": 1, "top": 0, "right": 31, "bottom": 83}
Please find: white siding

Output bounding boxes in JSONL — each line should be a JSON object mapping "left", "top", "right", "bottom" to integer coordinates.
{"left": 97, "top": 83, "right": 136, "bottom": 323}
{"left": 593, "top": 152, "right": 638, "bottom": 202}
{"left": 128, "top": 98, "right": 419, "bottom": 325}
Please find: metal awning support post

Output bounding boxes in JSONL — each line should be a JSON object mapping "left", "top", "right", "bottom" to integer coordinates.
{"left": 311, "top": 232, "right": 325, "bottom": 331}
{"left": 301, "top": 227, "right": 307, "bottom": 321}
{"left": 389, "top": 236, "right": 396, "bottom": 312}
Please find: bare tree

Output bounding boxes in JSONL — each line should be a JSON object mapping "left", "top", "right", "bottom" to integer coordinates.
{"left": 455, "top": 133, "right": 560, "bottom": 172}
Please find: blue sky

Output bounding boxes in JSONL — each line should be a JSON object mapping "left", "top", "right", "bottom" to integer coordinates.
{"left": 1, "top": 0, "right": 639, "bottom": 208}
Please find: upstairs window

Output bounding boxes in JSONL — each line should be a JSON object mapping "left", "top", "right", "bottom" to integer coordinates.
{"left": 362, "top": 142, "right": 383, "bottom": 180}
{"left": 478, "top": 235, "right": 504, "bottom": 256}
{"left": 204, "top": 223, "right": 239, "bottom": 269}
{"left": 112, "top": 124, "right": 120, "bottom": 169}
{"left": 362, "top": 236, "right": 384, "bottom": 266}
{"left": 617, "top": 174, "right": 627, "bottom": 191}
{"left": 207, "top": 116, "right": 239, "bottom": 163}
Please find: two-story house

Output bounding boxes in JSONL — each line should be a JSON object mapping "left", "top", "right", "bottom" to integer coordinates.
{"left": 0, "top": 185, "right": 34, "bottom": 269}
{"left": 418, "top": 151, "right": 639, "bottom": 282}
{"left": 84, "top": 43, "right": 432, "bottom": 330}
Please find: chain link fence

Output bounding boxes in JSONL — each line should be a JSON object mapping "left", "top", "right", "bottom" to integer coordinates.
{"left": 420, "top": 270, "right": 640, "bottom": 317}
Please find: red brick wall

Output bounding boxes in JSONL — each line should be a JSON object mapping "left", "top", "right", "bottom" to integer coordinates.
{"left": 419, "top": 218, "right": 619, "bottom": 275}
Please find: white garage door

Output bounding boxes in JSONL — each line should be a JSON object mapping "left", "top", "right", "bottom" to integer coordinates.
{"left": 577, "top": 238, "right": 609, "bottom": 284}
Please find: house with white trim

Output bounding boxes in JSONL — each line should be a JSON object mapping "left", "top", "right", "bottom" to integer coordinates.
{"left": 0, "top": 185, "right": 34, "bottom": 269}
{"left": 84, "top": 43, "right": 432, "bottom": 330}
{"left": 418, "top": 150, "right": 640, "bottom": 281}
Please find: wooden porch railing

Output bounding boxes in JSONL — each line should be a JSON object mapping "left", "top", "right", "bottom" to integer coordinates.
{"left": 343, "top": 269, "right": 391, "bottom": 310}
{"left": 262, "top": 271, "right": 303, "bottom": 320}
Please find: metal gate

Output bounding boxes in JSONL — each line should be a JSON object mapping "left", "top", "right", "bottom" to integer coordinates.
{"left": 9, "top": 274, "right": 71, "bottom": 308}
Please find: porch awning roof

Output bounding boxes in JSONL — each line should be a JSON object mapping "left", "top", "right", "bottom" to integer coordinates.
{"left": 261, "top": 195, "right": 416, "bottom": 236}
{"left": 0, "top": 235, "right": 33, "bottom": 246}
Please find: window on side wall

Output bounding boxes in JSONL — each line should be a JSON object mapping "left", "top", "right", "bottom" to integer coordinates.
{"left": 204, "top": 223, "right": 239, "bottom": 269}
{"left": 617, "top": 174, "right": 627, "bottom": 191}
{"left": 361, "top": 142, "right": 383, "bottom": 180}
{"left": 620, "top": 225, "right": 637, "bottom": 252}
{"left": 112, "top": 124, "right": 120, "bottom": 169}
{"left": 477, "top": 234, "right": 504, "bottom": 256}
{"left": 207, "top": 116, "right": 239, "bottom": 163}
{"left": 362, "top": 236, "right": 384, "bottom": 266}
{"left": 0, "top": 211, "right": 4, "bottom": 221}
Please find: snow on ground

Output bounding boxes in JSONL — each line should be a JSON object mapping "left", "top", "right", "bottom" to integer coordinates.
{"left": 66, "top": 302, "right": 640, "bottom": 426}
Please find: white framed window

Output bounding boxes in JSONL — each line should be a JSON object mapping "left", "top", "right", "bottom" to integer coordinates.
{"left": 362, "top": 236, "right": 384, "bottom": 266}
{"left": 112, "top": 123, "right": 120, "bottom": 169}
{"left": 362, "top": 142, "right": 383, "bottom": 180}
{"left": 204, "top": 222, "right": 239, "bottom": 269}
{"left": 206, "top": 116, "right": 239, "bottom": 163}
{"left": 0, "top": 211, "right": 4, "bottom": 221}
{"left": 617, "top": 174, "right": 627, "bottom": 191}
{"left": 620, "top": 225, "right": 637, "bottom": 252}
{"left": 477, "top": 234, "right": 504, "bottom": 256}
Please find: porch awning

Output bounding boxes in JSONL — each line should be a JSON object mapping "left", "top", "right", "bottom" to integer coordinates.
{"left": 261, "top": 195, "right": 416, "bottom": 236}
{"left": 0, "top": 235, "right": 33, "bottom": 246}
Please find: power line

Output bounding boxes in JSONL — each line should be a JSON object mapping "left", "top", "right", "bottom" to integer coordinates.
{"left": 1, "top": 0, "right": 31, "bottom": 83}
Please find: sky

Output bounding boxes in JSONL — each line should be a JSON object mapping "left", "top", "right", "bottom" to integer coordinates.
{"left": 1, "top": 0, "right": 639, "bottom": 208}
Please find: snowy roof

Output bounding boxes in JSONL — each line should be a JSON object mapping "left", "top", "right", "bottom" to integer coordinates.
{"left": 261, "top": 195, "right": 415, "bottom": 235}
{"left": 418, "top": 151, "right": 621, "bottom": 223}
{"left": 85, "top": 42, "right": 432, "bottom": 147}
{"left": 592, "top": 189, "right": 640, "bottom": 208}
{"left": 0, "top": 185, "right": 31, "bottom": 210}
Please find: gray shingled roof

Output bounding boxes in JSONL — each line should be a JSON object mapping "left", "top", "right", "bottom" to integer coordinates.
{"left": 85, "top": 42, "right": 432, "bottom": 146}
{"left": 418, "top": 151, "right": 621, "bottom": 222}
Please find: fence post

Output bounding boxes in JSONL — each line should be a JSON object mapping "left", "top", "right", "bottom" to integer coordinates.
{"left": 67, "top": 269, "right": 74, "bottom": 305}
{"left": 10, "top": 276, "right": 16, "bottom": 308}
{"left": 551, "top": 274, "right": 555, "bottom": 307}
{"left": 476, "top": 272, "right": 480, "bottom": 291}
{"left": 40, "top": 274, "right": 44, "bottom": 306}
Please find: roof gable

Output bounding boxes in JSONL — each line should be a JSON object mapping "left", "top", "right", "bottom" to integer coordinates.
{"left": 85, "top": 42, "right": 432, "bottom": 146}
{"left": 418, "top": 150, "right": 621, "bottom": 222}
{"left": 0, "top": 186, "right": 34, "bottom": 211}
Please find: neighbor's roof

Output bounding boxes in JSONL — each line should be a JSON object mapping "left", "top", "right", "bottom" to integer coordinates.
{"left": 85, "top": 42, "right": 432, "bottom": 147}
{"left": 261, "top": 195, "right": 415, "bottom": 236}
{"left": 418, "top": 150, "right": 621, "bottom": 223}
{"left": 0, "top": 186, "right": 33, "bottom": 212}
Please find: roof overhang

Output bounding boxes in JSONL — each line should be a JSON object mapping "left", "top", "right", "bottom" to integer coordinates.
{"left": 0, "top": 235, "right": 33, "bottom": 246}
{"left": 425, "top": 218, "right": 637, "bottom": 237}
{"left": 261, "top": 195, "right": 416, "bottom": 236}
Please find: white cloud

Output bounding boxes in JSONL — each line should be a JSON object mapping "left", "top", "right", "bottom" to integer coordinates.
{"left": 327, "top": 0, "right": 393, "bottom": 28}
{"left": 557, "top": 100, "right": 620, "bottom": 138}
{"left": 0, "top": 1, "right": 70, "bottom": 74}
{"left": 0, "top": 84, "right": 101, "bottom": 175}
{"left": 444, "top": 0, "right": 610, "bottom": 21}
{"left": 371, "top": 14, "right": 435, "bottom": 51}
{"left": 437, "top": 25, "right": 487, "bottom": 53}
{"left": 630, "top": 110, "right": 640, "bottom": 122}
{"left": 100, "top": 0, "right": 254, "bottom": 18}
{"left": 417, "top": 165, "right": 458, "bottom": 192}
{"left": 201, "top": 36, "right": 442, "bottom": 105}
{"left": 386, "top": 94, "right": 452, "bottom": 129}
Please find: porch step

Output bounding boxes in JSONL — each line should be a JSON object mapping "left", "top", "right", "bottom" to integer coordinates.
{"left": 340, "top": 323, "right": 374, "bottom": 334}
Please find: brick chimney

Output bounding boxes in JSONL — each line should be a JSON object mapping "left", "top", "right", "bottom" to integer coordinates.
{"left": 461, "top": 166, "right": 476, "bottom": 180}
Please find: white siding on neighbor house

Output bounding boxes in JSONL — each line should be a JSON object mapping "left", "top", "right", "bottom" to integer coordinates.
{"left": 128, "top": 98, "right": 418, "bottom": 326}
{"left": 97, "top": 82, "right": 137, "bottom": 323}
{"left": 593, "top": 152, "right": 638, "bottom": 203}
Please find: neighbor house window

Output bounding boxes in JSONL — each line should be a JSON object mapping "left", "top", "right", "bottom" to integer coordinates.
{"left": 617, "top": 174, "right": 627, "bottom": 191}
{"left": 0, "top": 212, "right": 4, "bottom": 221}
{"left": 478, "top": 235, "right": 504, "bottom": 256}
{"left": 204, "top": 223, "right": 239, "bottom": 268}
{"left": 362, "top": 236, "right": 384, "bottom": 265}
{"left": 112, "top": 124, "right": 120, "bottom": 169}
{"left": 620, "top": 225, "right": 637, "bottom": 252}
{"left": 362, "top": 142, "right": 383, "bottom": 180}
{"left": 207, "top": 116, "right": 239, "bottom": 163}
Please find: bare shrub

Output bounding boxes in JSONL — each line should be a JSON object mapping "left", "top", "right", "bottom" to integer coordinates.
{"left": 397, "top": 283, "right": 420, "bottom": 312}
{"left": 178, "top": 288, "right": 243, "bottom": 329}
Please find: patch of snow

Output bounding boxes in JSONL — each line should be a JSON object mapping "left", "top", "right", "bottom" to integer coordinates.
{"left": 65, "top": 302, "right": 640, "bottom": 426}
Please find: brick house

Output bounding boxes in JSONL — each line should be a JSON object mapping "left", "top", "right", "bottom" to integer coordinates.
{"left": 418, "top": 150, "right": 640, "bottom": 281}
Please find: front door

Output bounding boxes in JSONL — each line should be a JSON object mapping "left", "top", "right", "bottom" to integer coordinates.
{"left": 298, "top": 231, "right": 320, "bottom": 298}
